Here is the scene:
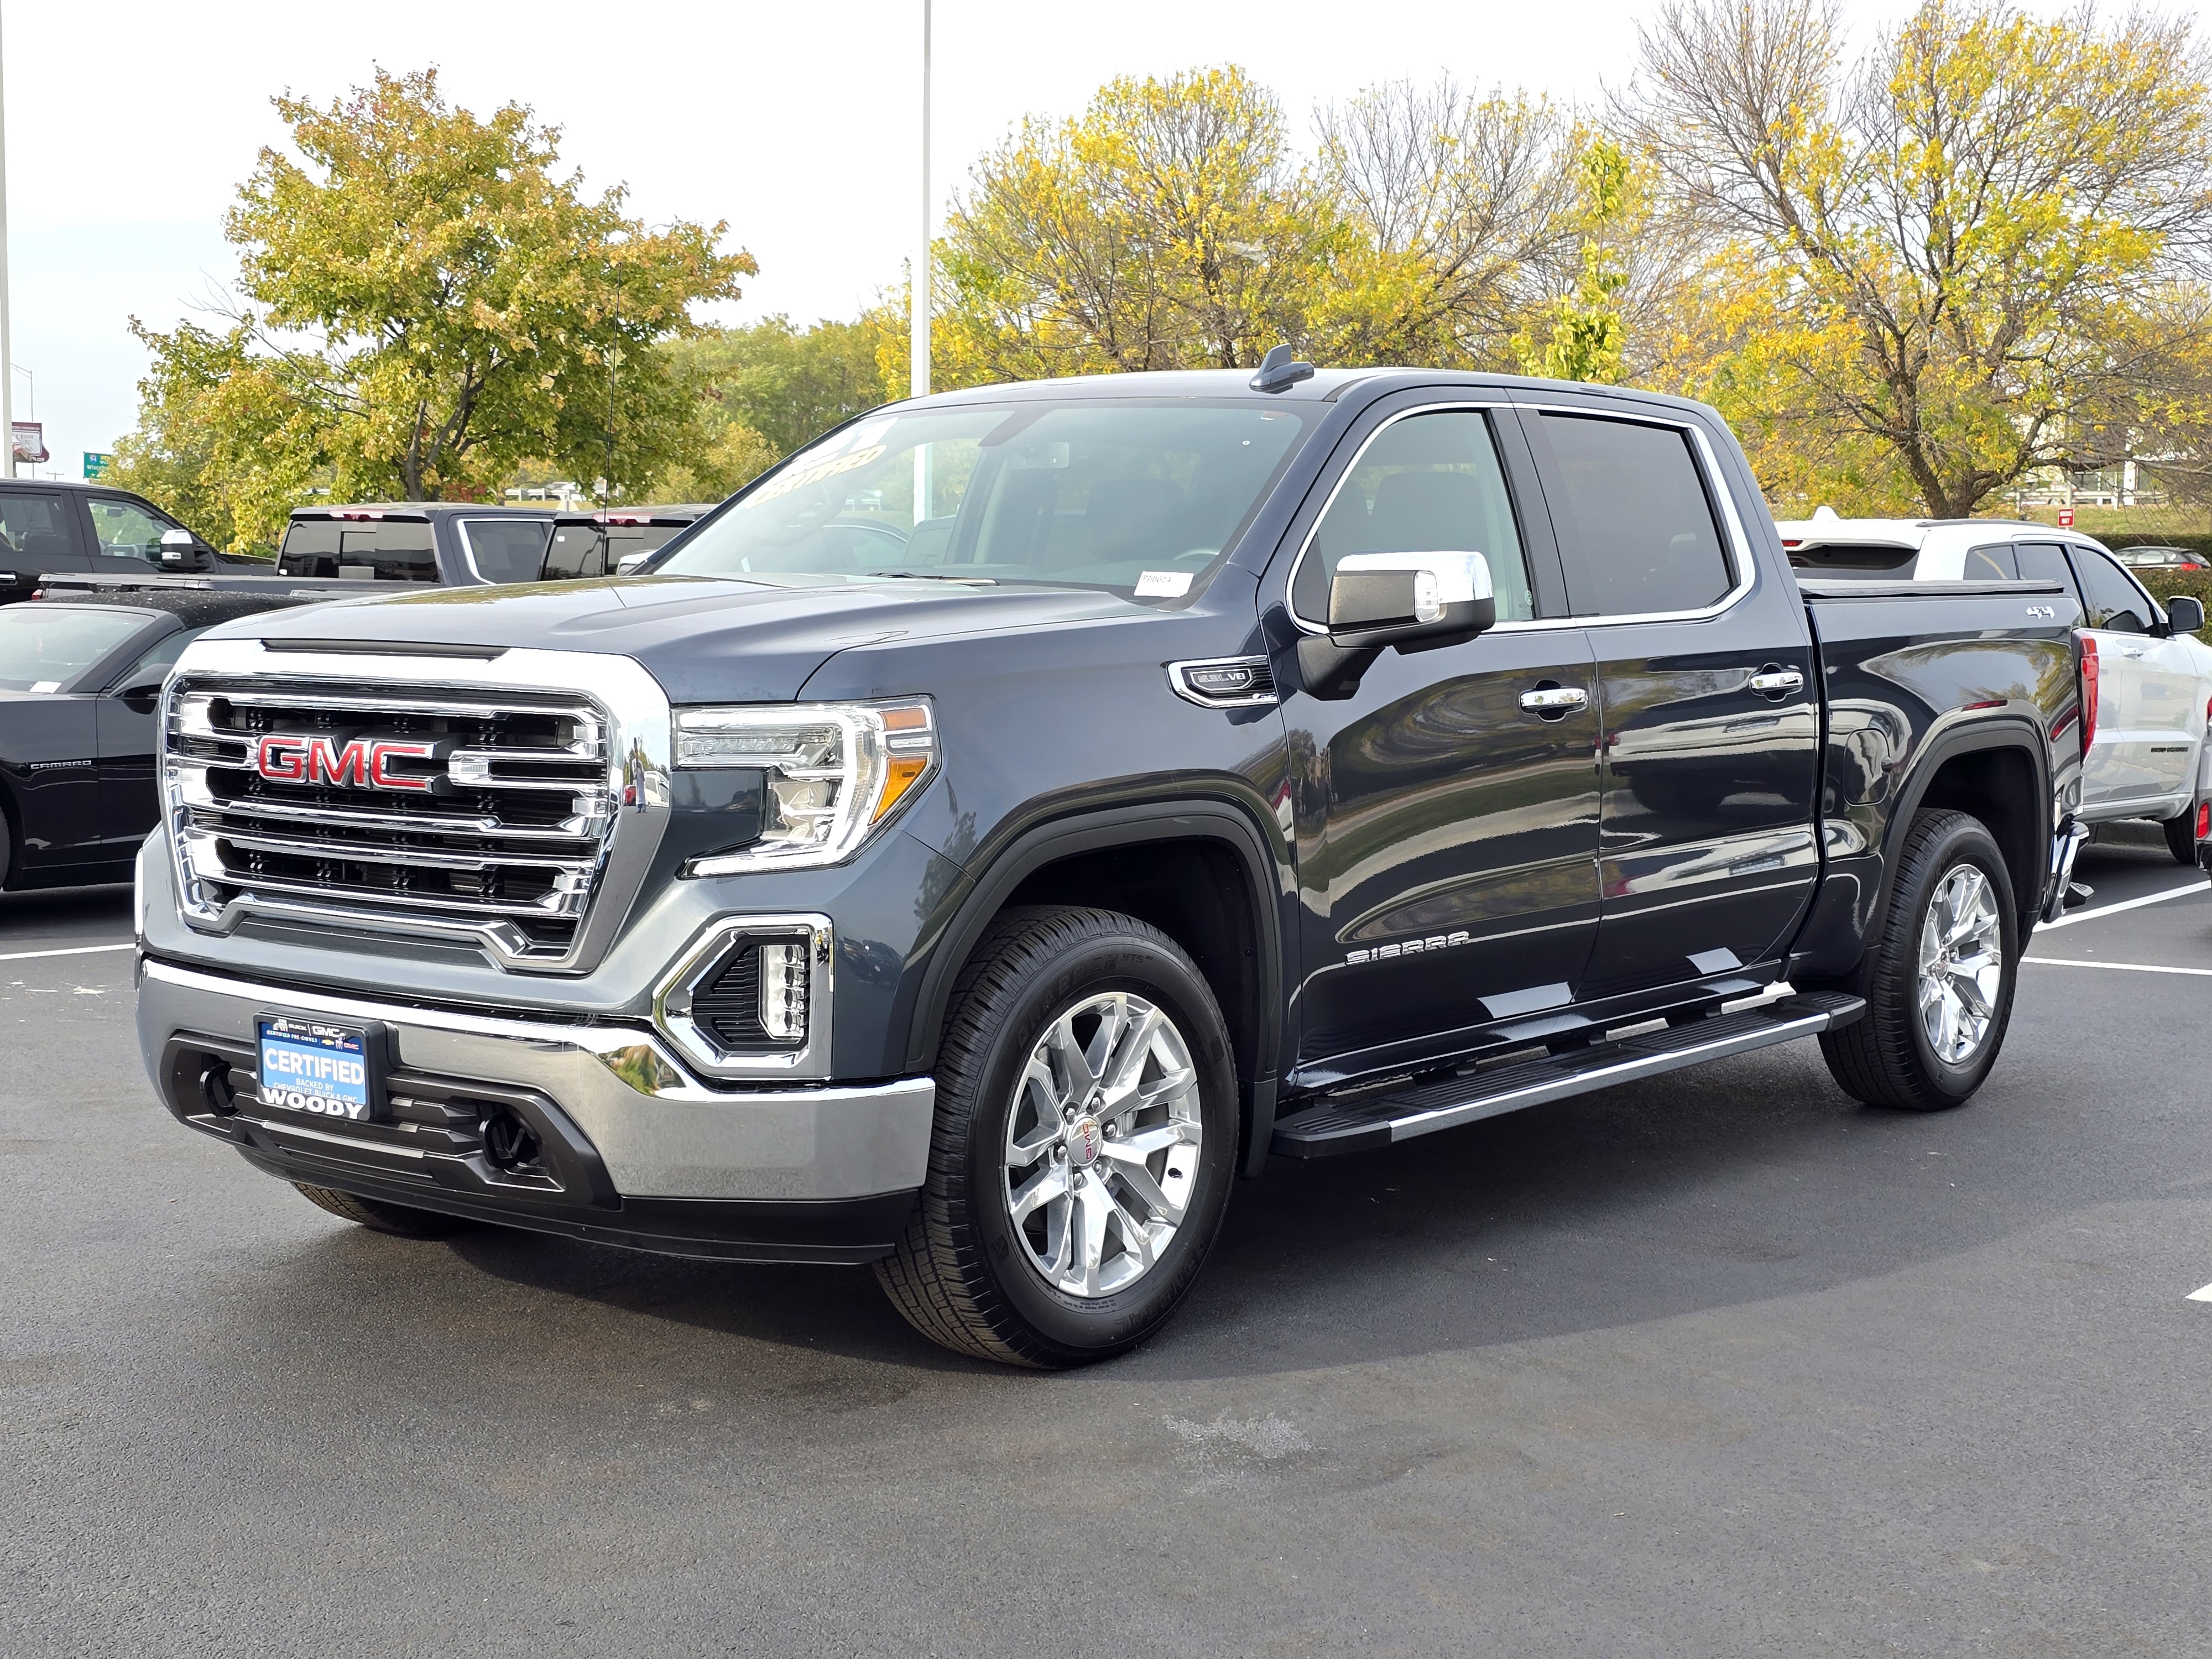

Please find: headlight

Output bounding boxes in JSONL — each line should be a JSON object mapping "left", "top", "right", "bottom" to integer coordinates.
{"left": 675, "top": 699, "right": 936, "bottom": 874}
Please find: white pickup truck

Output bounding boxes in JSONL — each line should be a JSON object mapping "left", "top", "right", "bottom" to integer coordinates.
{"left": 1780, "top": 512, "right": 2212, "bottom": 864}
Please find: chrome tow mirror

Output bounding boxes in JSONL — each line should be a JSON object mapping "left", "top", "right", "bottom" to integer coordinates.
{"left": 1298, "top": 550, "right": 1498, "bottom": 699}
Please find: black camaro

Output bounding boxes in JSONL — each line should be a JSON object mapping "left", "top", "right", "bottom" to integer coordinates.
{"left": 0, "top": 592, "right": 309, "bottom": 890}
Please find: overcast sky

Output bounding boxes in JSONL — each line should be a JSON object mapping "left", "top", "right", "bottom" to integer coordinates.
{"left": 1, "top": 0, "right": 1918, "bottom": 477}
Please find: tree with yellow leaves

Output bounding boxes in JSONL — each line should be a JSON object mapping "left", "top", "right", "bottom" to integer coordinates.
{"left": 1623, "top": 0, "right": 2212, "bottom": 517}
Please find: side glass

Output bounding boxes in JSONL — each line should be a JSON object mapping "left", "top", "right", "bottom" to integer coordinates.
{"left": 2013, "top": 542, "right": 2079, "bottom": 599}
{"left": 544, "top": 524, "right": 606, "bottom": 580}
{"left": 87, "top": 498, "right": 173, "bottom": 564}
{"left": 0, "top": 491, "right": 82, "bottom": 572}
{"left": 1292, "top": 409, "right": 1535, "bottom": 622}
{"left": 2072, "top": 546, "right": 2154, "bottom": 634}
{"left": 1536, "top": 414, "right": 1733, "bottom": 615}
{"left": 461, "top": 520, "right": 552, "bottom": 583}
{"left": 1963, "top": 543, "right": 2019, "bottom": 580}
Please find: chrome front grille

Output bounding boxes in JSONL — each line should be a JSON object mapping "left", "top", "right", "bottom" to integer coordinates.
{"left": 163, "top": 671, "right": 638, "bottom": 970}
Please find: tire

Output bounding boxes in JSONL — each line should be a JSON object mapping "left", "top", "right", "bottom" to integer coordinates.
{"left": 2162, "top": 808, "right": 2199, "bottom": 867}
{"left": 1820, "top": 808, "right": 2019, "bottom": 1112}
{"left": 875, "top": 906, "right": 1238, "bottom": 1368}
{"left": 291, "top": 1182, "right": 477, "bottom": 1239}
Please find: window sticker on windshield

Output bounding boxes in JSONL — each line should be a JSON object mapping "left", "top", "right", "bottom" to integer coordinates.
{"left": 30, "top": 680, "right": 59, "bottom": 693}
{"left": 1135, "top": 571, "right": 1193, "bottom": 598}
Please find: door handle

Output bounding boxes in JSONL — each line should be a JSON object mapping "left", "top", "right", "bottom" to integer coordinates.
{"left": 1519, "top": 686, "right": 1588, "bottom": 714}
{"left": 1748, "top": 669, "right": 1805, "bottom": 695}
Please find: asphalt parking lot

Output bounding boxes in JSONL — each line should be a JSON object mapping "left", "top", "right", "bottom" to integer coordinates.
{"left": 4, "top": 841, "right": 2209, "bottom": 1658}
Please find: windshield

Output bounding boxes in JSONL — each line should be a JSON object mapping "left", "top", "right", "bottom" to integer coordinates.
{"left": 655, "top": 400, "right": 1313, "bottom": 596}
{"left": 0, "top": 606, "right": 148, "bottom": 691}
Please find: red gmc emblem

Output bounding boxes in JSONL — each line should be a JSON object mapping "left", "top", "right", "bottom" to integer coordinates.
{"left": 254, "top": 734, "right": 439, "bottom": 791}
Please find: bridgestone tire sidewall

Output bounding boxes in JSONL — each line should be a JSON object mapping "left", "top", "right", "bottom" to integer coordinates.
{"left": 1900, "top": 822, "right": 2019, "bottom": 1100}
{"left": 958, "top": 936, "right": 1237, "bottom": 1358}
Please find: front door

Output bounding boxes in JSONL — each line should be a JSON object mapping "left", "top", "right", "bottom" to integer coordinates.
{"left": 1280, "top": 403, "right": 1601, "bottom": 1082}
{"left": 2059, "top": 541, "right": 2200, "bottom": 814}
{"left": 1519, "top": 403, "right": 1822, "bottom": 999}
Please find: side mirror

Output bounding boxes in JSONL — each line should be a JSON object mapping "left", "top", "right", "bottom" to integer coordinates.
{"left": 1297, "top": 551, "right": 1497, "bottom": 699}
{"left": 2166, "top": 594, "right": 2204, "bottom": 635}
{"left": 158, "top": 528, "right": 196, "bottom": 565}
{"left": 116, "top": 682, "right": 165, "bottom": 710}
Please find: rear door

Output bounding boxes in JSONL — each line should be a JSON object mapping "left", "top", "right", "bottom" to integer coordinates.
{"left": 2061, "top": 541, "right": 2199, "bottom": 813}
{"left": 1518, "top": 399, "right": 1821, "bottom": 999}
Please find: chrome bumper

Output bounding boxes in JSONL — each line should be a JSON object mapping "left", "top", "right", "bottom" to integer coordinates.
{"left": 137, "top": 958, "right": 934, "bottom": 1202}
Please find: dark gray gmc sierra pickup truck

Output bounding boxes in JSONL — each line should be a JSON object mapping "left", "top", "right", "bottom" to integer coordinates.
{"left": 135, "top": 363, "right": 2101, "bottom": 1366}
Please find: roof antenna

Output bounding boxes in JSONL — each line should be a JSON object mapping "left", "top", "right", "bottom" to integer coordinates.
{"left": 1249, "top": 344, "right": 1315, "bottom": 394}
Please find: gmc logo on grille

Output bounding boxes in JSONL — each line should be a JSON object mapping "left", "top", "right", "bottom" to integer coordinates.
{"left": 254, "top": 734, "right": 439, "bottom": 791}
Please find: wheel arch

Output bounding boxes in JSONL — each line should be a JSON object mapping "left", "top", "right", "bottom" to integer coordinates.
{"left": 1872, "top": 717, "right": 2053, "bottom": 951}
{"left": 898, "top": 799, "right": 1291, "bottom": 1175}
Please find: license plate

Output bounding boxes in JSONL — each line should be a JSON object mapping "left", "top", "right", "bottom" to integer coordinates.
{"left": 257, "top": 1016, "right": 375, "bottom": 1121}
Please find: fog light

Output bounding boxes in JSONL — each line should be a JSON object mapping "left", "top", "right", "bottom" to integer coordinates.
{"left": 757, "top": 941, "right": 808, "bottom": 1041}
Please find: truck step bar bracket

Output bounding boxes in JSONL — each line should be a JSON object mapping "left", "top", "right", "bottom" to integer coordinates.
{"left": 1270, "top": 991, "right": 1869, "bottom": 1159}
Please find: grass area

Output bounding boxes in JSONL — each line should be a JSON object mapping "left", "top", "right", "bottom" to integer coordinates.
{"left": 2002, "top": 503, "right": 2212, "bottom": 552}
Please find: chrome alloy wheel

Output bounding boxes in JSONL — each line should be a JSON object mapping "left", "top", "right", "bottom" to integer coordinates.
{"left": 1917, "top": 863, "right": 2004, "bottom": 1063}
{"left": 1001, "top": 991, "right": 1204, "bottom": 1299}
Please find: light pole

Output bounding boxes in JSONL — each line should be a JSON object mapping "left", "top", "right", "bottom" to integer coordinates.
{"left": 910, "top": 0, "right": 932, "bottom": 521}
{"left": 0, "top": 7, "right": 14, "bottom": 480}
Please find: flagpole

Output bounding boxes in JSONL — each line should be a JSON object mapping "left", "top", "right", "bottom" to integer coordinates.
{"left": 0, "top": 7, "right": 15, "bottom": 479}
{"left": 910, "top": 0, "right": 931, "bottom": 520}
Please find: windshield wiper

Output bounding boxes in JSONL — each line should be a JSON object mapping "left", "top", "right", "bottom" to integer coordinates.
{"left": 865, "top": 570, "right": 997, "bottom": 585}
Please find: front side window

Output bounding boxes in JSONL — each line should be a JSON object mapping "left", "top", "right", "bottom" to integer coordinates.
{"left": 656, "top": 400, "right": 1313, "bottom": 597}
{"left": 1293, "top": 409, "right": 1535, "bottom": 623}
{"left": 544, "top": 523, "right": 606, "bottom": 580}
{"left": 112, "top": 627, "right": 202, "bottom": 690}
{"left": 1538, "top": 414, "right": 1734, "bottom": 616}
{"left": 460, "top": 519, "right": 552, "bottom": 584}
{"left": 2072, "top": 546, "right": 2155, "bottom": 634}
{"left": 0, "top": 606, "right": 147, "bottom": 690}
{"left": 88, "top": 497, "right": 174, "bottom": 564}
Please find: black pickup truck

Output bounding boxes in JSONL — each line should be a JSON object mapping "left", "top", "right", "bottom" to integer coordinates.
{"left": 135, "top": 366, "right": 2091, "bottom": 1368}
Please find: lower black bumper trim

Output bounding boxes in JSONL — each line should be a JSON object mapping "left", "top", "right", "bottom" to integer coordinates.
{"left": 237, "top": 1145, "right": 917, "bottom": 1264}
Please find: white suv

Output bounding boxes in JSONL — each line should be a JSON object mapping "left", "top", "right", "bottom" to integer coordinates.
{"left": 1779, "top": 512, "right": 2212, "bottom": 863}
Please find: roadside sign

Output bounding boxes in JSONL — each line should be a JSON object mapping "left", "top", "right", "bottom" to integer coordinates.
{"left": 11, "top": 421, "right": 45, "bottom": 464}
{"left": 2058, "top": 508, "right": 2075, "bottom": 528}
{"left": 83, "top": 452, "right": 111, "bottom": 479}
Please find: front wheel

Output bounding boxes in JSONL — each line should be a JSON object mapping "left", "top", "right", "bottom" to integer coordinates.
{"left": 875, "top": 906, "right": 1238, "bottom": 1368}
{"left": 1820, "top": 808, "right": 2019, "bottom": 1111}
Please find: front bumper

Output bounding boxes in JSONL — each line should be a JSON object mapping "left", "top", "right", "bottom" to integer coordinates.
{"left": 138, "top": 957, "right": 935, "bottom": 1263}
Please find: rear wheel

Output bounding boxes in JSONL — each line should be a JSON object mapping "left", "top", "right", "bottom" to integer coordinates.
{"left": 1820, "top": 808, "right": 2018, "bottom": 1112}
{"left": 2162, "top": 808, "right": 2199, "bottom": 867}
{"left": 875, "top": 906, "right": 1238, "bottom": 1368}
{"left": 292, "top": 1182, "right": 476, "bottom": 1239}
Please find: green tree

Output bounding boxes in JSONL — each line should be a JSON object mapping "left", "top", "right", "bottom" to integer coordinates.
{"left": 661, "top": 315, "right": 890, "bottom": 497}
{"left": 1514, "top": 136, "right": 1642, "bottom": 383}
{"left": 114, "top": 68, "right": 749, "bottom": 547}
{"left": 1626, "top": 0, "right": 2212, "bottom": 517}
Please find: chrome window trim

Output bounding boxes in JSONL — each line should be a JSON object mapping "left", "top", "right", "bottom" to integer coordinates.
{"left": 158, "top": 639, "right": 672, "bottom": 976}
{"left": 455, "top": 517, "right": 554, "bottom": 585}
{"left": 1284, "top": 399, "right": 1757, "bottom": 638}
{"left": 1166, "top": 655, "right": 1279, "bottom": 708}
{"left": 653, "top": 914, "right": 836, "bottom": 1081}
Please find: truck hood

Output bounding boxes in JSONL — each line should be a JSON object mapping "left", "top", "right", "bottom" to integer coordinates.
{"left": 206, "top": 575, "right": 1143, "bottom": 703}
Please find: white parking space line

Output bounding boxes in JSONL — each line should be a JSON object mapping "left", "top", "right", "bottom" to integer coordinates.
{"left": 0, "top": 942, "right": 134, "bottom": 963}
{"left": 2038, "top": 879, "right": 2210, "bottom": 931}
{"left": 2023, "top": 957, "right": 2212, "bottom": 977}
{"left": 2189, "top": 1284, "right": 2212, "bottom": 1303}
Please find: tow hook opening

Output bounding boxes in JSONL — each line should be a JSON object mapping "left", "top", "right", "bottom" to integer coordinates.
{"left": 199, "top": 1057, "right": 239, "bottom": 1117}
{"left": 481, "top": 1107, "right": 541, "bottom": 1172}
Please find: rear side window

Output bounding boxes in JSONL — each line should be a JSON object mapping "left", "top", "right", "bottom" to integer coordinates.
{"left": 1537, "top": 414, "right": 1733, "bottom": 615}
{"left": 1962, "top": 544, "right": 2019, "bottom": 580}
{"left": 277, "top": 521, "right": 438, "bottom": 581}
{"left": 460, "top": 519, "right": 551, "bottom": 583}
{"left": 2070, "top": 546, "right": 2155, "bottom": 635}
{"left": 0, "top": 491, "right": 84, "bottom": 571}
{"left": 2013, "top": 542, "right": 2079, "bottom": 599}
{"left": 1295, "top": 409, "right": 1535, "bottom": 622}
